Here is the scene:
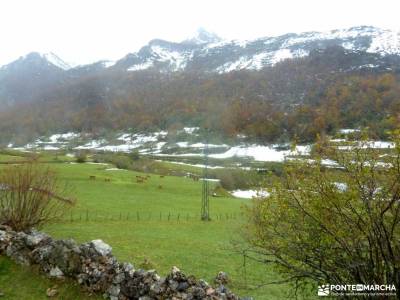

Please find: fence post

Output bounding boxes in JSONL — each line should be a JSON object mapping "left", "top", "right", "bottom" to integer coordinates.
{"left": 243, "top": 251, "right": 247, "bottom": 288}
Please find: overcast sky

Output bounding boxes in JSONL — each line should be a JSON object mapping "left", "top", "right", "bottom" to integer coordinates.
{"left": 0, "top": 0, "right": 399, "bottom": 66}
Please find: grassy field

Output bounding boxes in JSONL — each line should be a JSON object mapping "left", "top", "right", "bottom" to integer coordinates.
{"left": 0, "top": 153, "right": 292, "bottom": 299}
{"left": 0, "top": 256, "right": 102, "bottom": 300}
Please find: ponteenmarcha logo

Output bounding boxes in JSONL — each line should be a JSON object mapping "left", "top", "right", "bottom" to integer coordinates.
{"left": 318, "top": 285, "right": 330, "bottom": 296}
{"left": 318, "top": 284, "right": 396, "bottom": 297}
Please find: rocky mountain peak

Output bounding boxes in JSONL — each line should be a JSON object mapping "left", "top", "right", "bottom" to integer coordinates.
{"left": 183, "top": 28, "right": 222, "bottom": 45}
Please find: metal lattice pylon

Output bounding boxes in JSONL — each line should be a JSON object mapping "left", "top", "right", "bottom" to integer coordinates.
{"left": 201, "top": 140, "right": 210, "bottom": 221}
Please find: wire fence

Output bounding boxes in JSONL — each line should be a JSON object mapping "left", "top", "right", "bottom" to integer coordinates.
{"left": 62, "top": 210, "right": 245, "bottom": 223}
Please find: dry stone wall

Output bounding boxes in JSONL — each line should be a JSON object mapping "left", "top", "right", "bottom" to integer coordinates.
{"left": 0, "top": 225, "right": 245, "bottom": 300}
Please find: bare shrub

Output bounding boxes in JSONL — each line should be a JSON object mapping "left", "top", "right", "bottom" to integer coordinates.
{"left": 0, "top": 163, "right": 75, "bottom": 231}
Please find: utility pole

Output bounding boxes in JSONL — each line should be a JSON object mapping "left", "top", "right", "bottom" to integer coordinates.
{"left": 201, "top": 138, "right": 210, "bottom": 221}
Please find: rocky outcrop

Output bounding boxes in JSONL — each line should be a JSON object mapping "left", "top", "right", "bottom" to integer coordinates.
{"left": 0, "top": 226, "right": 242, "bottom": 299}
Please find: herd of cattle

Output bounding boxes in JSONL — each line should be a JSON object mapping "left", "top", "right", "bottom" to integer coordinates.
{"left": 88, "top": 172, "right": 200, "bottom": 189}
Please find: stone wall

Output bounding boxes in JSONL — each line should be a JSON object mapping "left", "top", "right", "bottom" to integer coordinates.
{"left": 0, "top": 226, "right": 243, "bottom": 300}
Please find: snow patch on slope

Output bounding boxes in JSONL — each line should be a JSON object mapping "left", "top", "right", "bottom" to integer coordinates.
{"left": 42, "top": 53, "right": 71, "bottom": 70}
{"left": 127, "top": 61, "right": 153, "bottom": 71}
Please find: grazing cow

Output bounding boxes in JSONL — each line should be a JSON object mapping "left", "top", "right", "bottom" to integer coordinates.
{"left": 160, "top": 175, "right": 165, "bottom": 178}
{"left": 158, "top": 185, "right": 163, "bottom": 189}
{"left": 89, "top": 176, "right": 96, "bottom": 180}
{"left": 187, "top": 173, "right": 199, "bottom": 181}
{"left": 104, "top": 178, "right": 111, "bottom": 182}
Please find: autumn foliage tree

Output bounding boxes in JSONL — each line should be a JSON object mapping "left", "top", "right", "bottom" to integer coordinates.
{"left": 245, "top": 135, "right": 400, "bottom": 297}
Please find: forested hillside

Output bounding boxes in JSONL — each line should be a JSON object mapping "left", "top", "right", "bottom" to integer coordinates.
{"left": 0, "top": 46, "right": 399, "bottom": 145}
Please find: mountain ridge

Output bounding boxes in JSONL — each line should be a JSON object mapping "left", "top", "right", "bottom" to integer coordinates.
{"left": 1, "top": 25, "right": 399, "bottom": 73}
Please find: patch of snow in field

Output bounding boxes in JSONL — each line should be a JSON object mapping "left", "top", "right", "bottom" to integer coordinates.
{"left": 210, "top": 145, "right": 311, "bottom": 162}
{"left": 66, "top": 153, "right": 75, "bottom": 158}
{"left": 338, "top": 141, "right": 395, "bottom": 150}
{"left": 155, "top": 141, "right": 167, "bottom": 149}
{"left": 176, "top": 142, "right": 189, "bottom": 148}
{"left": 375, "top": 162, "right": 393, "bottom": 168}
{"left": 333, "top": 182, "right": 348, "bottom": 192}
{"left": 321, "top": 159, "right": 340, "bottom": 167}
{"left": 142, "top": 142, "right": 167, "bottom": 154}
{"left": 154, "top": 153, "right": 203, "bottom": 157}
{"left": 48, "top": 132, "right": 79, "bottom": 143}
{"left": 366, "top": 141, "right": 395, "bottom": 148}
{"left": 182, "top": 127, "right": 199, "bottom": 134}
{"left": 339, "top": 128, "right": 360, "bottom": 134}
{"left": 231, "top": 189, "right": 270, "bottom": 199}
{"left": 117, "top": 133, "right": 158, "bottom": 144}
{"left": 330, "top": 139, "right": 347, "bottom": 142}
{"left": 7, "top": 143, "right": 13, "bottom": 148}
{"left": 96, "top": 144, "right": 138, "bottom": 152}
{"left": 175, "top": 142, "right": 228, "bottom": 149}
{"left": 200, "top": 178, "right": 220, "bottom": 182}
{"left": 190, "top": 143, "right": 228, "bottom": 148}
{"left": 105, "top": 168, "right": 127, "bottom": 171}
{"left": 154, "top": 131, "right": 168, "bottom": 137}
{"left": 75, "top": 140, "right": 106, "bottom": 150}
{"left": 158, "top": 160, "right": 224, "bottom": 169}
{"left": 285, "top": 157, "right": 342, "bottom": 168}
{"left": 24, "top": 143, "right": 37, "bottom": 149}
{"left": 43, "top": 145, "right": 59, "bottom": 150}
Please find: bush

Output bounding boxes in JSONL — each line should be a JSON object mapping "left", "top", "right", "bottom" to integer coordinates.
{"left": 129, "top": 150, "right": 140, "bottom": 161}
{"left": 75, "top": 151, "right": 87, "bottom": 163}
{"left": 0, "top": 163, "right": 75, "bottom": 231}
{"left": 245, "top": 137, "right": 400, "bottom": 296}
{"left": 213, "top": 169, "right": 255, "bottom": 190}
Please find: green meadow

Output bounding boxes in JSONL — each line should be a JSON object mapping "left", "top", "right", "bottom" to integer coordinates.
{"left": 0, "top": 153, "right": 289, "bottom": 299}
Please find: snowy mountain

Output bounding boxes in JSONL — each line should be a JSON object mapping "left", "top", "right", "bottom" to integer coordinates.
{"left": 0, "top": 26, "right": 399, "bottom": 75}
{"left": 0, "top": 52, "right": 71, "bottom": 71}
{"left": 0, "top": 26, "right": 399, "bottom": 108}
{"left": 0, "top": 52, "right": 68, "bottom": 106}
{"left": 110, "top": 26, "right": 400, "bottom": 73}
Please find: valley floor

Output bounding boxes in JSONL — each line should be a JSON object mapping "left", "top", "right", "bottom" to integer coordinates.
{"left": 1, "top": 156, "right": 289, "bottom": 299}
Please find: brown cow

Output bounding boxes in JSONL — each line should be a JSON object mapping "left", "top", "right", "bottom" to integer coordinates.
{"left": 89, "top": 176, "right": 96, "bottom": 180}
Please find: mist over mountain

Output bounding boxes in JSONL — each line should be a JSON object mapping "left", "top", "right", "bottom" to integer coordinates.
{"left": 0, "top": 26, "right": 399, "bottom": 144}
